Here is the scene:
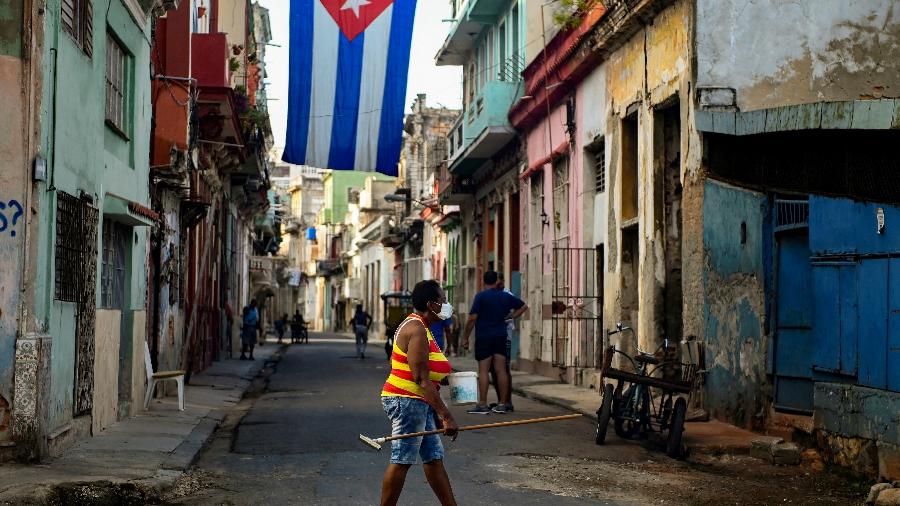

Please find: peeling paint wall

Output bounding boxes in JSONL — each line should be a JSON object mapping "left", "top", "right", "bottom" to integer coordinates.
{"left": 604, "top": 0, "right": 694, "bottom": 353}
{"left": 0, "top": 56, "right": 27, "bottom": 443}
{"left": 696, "top": 0, "right": 900, "bottom": 111}
{"left": 702, "top": 179, "right": 769, "bottom": 428}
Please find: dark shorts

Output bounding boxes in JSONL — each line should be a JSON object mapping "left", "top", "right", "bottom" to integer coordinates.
{"left": 475, "top": 335, "right": 508, "bottom": 361}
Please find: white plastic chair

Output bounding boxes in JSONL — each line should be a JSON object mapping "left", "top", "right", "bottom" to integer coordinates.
{"left": 144, "top": 341, "right": 186, "bottom": 411}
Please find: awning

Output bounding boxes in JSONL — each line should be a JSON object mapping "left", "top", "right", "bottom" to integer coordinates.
{"left": 103, "top": 195, "right": 158, "bottom": 227}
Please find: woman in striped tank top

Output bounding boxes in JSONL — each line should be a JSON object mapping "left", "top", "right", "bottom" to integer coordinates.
{"left": 380, "top": 280, "right": 459, "bottom": 506}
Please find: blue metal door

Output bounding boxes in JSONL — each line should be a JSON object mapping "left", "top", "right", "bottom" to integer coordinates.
{"left": 774, "top": 230, "right": 815, "bottom": 413}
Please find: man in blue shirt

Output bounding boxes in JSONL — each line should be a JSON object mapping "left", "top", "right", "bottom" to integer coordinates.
{"left": 463, "top": 271, "right": 528, "bottom": 414}
{"left": 429, "top": 317, "right": 452, "bottom": 352}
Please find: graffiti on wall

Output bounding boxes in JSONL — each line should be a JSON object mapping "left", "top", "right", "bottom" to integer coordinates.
{"left": 0, "top": 200, "right": 24, "bottom": 237}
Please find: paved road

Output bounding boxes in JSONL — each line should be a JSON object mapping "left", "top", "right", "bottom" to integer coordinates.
{"left": 165, "top": 335, "right": 642, "bottom": 505}
{"left": 165, "top": 335, "right": 862, "bottom": 506}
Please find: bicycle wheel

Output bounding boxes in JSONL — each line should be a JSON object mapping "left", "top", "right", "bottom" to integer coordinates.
{"left": 595, "top": 383, "right": 614, "bottom": 445}
{"left": 666, "top": 397, "right": 687, "bottom": 459}
{"left": 614, "top": 386, "right": 649, "bottom": 439}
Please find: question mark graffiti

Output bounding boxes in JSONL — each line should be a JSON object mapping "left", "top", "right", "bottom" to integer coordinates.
{"left": 0, "top": 200, "right": 24, "bottom": 237}
{"left": 8, "top": 201, "right": 23, "bottom": 237}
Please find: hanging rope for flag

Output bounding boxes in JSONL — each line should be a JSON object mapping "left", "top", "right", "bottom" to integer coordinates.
{"left": 283, "top": 0, "right": 418, "bottom": 176}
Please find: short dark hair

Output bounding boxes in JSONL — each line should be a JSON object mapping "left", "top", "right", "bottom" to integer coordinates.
{"left": 483, "top": 271, "right": 499, "bottom": 286}
{"left": 412, "top": 280, "right": 442, "bottom": 311}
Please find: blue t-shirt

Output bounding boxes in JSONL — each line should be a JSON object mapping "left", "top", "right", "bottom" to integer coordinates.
{"left": 470, "top": 288, "right": 525, "bottom": 339}
{"left": 243, "top": 307, "right": 259, "bottom": 328}
{"left": 429, "top": 319, "right": 452, "bottom": 350}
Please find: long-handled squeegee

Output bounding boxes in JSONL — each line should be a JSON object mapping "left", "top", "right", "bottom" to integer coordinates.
{"left": 358, "top": 413, "right": 582, "bottom": 450}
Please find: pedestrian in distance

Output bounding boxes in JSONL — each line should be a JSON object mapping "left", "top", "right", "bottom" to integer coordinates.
{"left": 489, "top": 273, "right": 516, "bottom": 412}
{"left": 463, "top": 271, "right": 528, "bottom": 415}
{"left": 275, "top": 314, "right": 287, "bottom": 344}
{"left": 241, "top": 299, "right": 260, "bottom": 361}
{"left": 380, "top": 280, "right": 458, "bottom": 506}
{"left": 351, "top": 304, "right": 373, "bottom": 359}
{"left": 291, "top": 310, "right": 307, "bottom": 344}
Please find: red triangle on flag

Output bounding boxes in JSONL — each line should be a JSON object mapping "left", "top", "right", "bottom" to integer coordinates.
{"left": 319, "top": 0, "right": 394, "bottom": 42}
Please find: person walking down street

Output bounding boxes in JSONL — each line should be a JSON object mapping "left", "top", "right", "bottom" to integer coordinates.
{"left": 291, "top": 310, "right": 307, "bottom": 344}
{"left": 380, "top": 280, "right": 458, "bottom": 506}
{"left": 463, "top": 271, "right": 528, "bottom": 414}
{"left": 490, "top": 273, "right": 517, "bottom": 412}
{"left": 351, "top": 304, "right": 373, "bottom": 359}
{"left": 241, "top": 299, "right": 260, "bottom": 361}
{"left": 275, "top": 314, "right": 287, "bottom": 344}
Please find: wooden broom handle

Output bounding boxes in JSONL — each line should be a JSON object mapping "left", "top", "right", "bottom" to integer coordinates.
{"left": 382, "top": 413, "right": 582, "bottom": 442}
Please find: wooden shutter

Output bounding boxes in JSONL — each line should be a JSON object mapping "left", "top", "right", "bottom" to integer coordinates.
{"left": 61, "top": 0, "right": 77, "bottom": 37}
{"left": 82, "top": 0, "right": 93, "bottom": 57}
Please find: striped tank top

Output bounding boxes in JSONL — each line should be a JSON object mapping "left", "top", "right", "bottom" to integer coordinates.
{"left": 381, "top": 314, "right": 452, "bottom": 400}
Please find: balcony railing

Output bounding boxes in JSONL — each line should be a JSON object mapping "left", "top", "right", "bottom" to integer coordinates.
{"left": 447, "top": 79, "right": 519, "bottom": 175}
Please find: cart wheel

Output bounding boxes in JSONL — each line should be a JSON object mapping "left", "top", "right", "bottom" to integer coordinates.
{"left": 666, "top": 397, "right": 687, "bottom": 459}
{"left": 595, "top": 383, "right": 614, "bottom": 445}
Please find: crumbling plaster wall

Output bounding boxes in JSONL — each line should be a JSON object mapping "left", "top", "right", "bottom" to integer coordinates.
{"left": 603, "top": 0, "right": 695, "bottom": 353}
{"left": 696, "top": 0, "right": 900, "bottom": 111}
{"left": 702, "top": 179, "right": 769, "bottom": 428}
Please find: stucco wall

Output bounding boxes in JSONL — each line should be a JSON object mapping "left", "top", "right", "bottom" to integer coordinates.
{"left": 37, "top": 0, "right": 153, "bottom": 436}
{"left": 702, "top": 179, "right": 769, "bottom": 428}
{"left": 604, "top": 0, "right": 693, "bottom": 352}
{"left": 696, "top": 0, "right": 900, "bottom": 111}
{"left": 0, "top": 55, "right": 27, "bottom": 442}
{"left": 92, "top": 309, "right": 121, "bottom": 434}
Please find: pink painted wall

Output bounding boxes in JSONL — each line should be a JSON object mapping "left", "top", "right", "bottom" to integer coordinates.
{"left": 522, "top": 100, "right": 586, "bottom": 280}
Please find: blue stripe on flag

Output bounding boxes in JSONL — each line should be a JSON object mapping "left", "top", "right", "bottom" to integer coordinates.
{"left": 376, "top": 0, "right": 417, "bottom": 176}
{"left": 282, "top": 0, "right": 314, "bottom": 165}
{"left": 328, "top": 31, "right": 366, "bottom": 170}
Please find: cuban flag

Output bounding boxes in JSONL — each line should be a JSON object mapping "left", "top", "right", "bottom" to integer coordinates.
{"left": 283, "top": 0, "right": 417, "bottom": 176}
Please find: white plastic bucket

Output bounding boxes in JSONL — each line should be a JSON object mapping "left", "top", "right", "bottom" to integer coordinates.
{"left": 448, "top": 372, "right": 478, "bottom": 405}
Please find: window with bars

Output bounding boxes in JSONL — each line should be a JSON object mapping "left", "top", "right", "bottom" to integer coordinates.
{"left": 590, "top": 143, "right": 606, "bottom": 193}
{"left": 100, "top": 219, "right": 129, "bottom": 309}
{"left": 62, "top": 0, "right": 93, "bottom": 57}
{"left": 105, "top": 33, "right": 129, "bottom": 136}
{"left": 55, "top": 192, "right": 98, "bottom": 301}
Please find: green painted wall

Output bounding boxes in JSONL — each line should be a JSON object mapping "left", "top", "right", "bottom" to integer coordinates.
{"left": 0, "top": 0, "right": 23, "bottom": 57}
{"left": 37, "top": 0, "right": 153, "bottom": 431}
{"left": 323, "top": 171, "right": 393, "bottom": 224}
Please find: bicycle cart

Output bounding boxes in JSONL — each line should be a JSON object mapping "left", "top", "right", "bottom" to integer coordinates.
{"left": 380, "top": 291, "right": 413, "bottom": 359}
{"left": 595, "top": 323, "right": 699, "bottom": 459}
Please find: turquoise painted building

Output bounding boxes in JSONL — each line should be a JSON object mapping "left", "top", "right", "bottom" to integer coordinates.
{"left": 9, "top": 0, "right": 166, "bottom": 457}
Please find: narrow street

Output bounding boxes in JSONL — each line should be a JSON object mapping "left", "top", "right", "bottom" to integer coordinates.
{"left": 164, "top": 335, "right": 865, "bottom": 506}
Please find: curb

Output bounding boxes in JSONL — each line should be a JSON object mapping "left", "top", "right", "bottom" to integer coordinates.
{"left": 0, "top": 348, "right": 281, "bottom": 505}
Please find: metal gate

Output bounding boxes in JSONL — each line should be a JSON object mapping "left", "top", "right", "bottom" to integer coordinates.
{"left": 55, "top": 192, "right": 99, "bottom": 416}
{"left": 552, "top": 247, "right": 603, "bottom": 369}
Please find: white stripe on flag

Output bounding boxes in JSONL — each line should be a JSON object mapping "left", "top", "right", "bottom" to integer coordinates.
{"left": 354, "top": 5, "right": 393, "bottom": 172}
{"left": 306, "top": 1, "right": 340, "bottom": 167}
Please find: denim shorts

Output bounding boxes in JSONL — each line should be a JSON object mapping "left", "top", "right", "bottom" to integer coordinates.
{"left": 381, "top": 396, "right": 444, "bottom": 465}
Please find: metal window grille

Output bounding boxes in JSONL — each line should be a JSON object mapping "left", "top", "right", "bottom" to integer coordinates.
{"left": 55, "top": 192, "right": 99, "bottom": 301}
{"left": 106, "top": 33, "right": 127, "bottom": 134}
{"left": 774, "top": 199, "right": 809, "bottom": 232}
{"left": 100, "top": 219, "right": 128, "bottom": 309}
{"left": 594, "top": 146, "right": 606, "bottom": 193}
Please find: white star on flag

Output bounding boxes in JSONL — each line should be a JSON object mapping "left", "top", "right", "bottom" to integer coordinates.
{"left": 340, "top": 0, "right": 371, "bottom": 18}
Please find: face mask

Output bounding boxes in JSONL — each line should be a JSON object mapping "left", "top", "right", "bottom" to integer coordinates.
{"left": 434, "top": 303, "right": 453, "bottom": 320}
